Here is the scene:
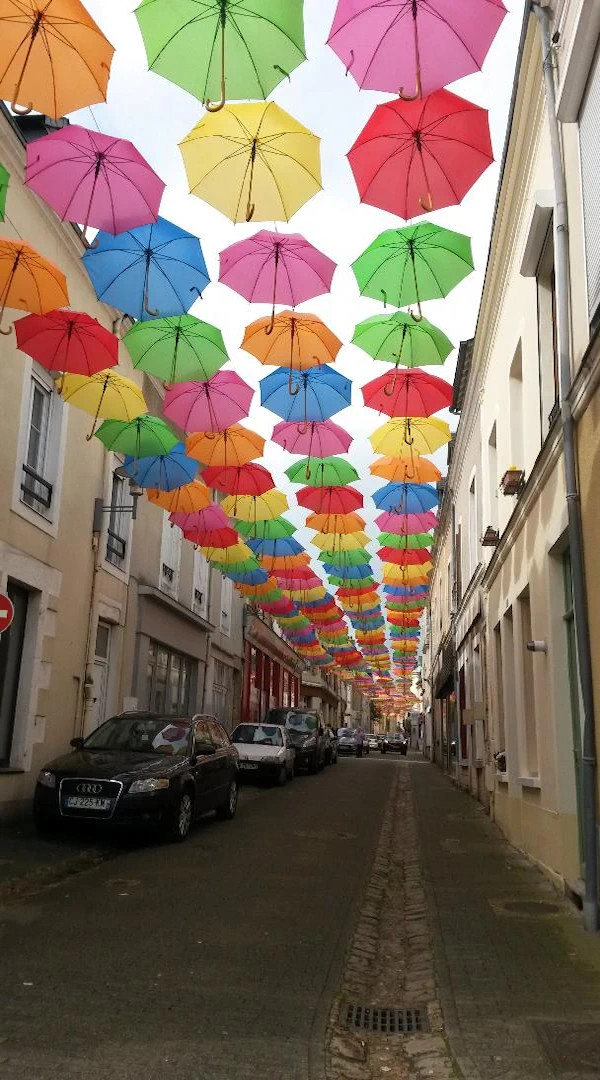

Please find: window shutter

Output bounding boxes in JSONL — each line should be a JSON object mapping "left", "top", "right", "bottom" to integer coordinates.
{"left": 580, "top": 45, "right": 600, "bottom": 322}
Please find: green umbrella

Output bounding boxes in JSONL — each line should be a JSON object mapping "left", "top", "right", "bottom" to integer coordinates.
{"left": 236, "top": 517, "right": 296, "bottom": 539}
{"left": 135, "top": 0, "right": 306, "bottom": 112}
{"left": 353, "top": 312, "right": 452, "bottom": 369}
{"left": 286, "top": 456, "right": 359, "bottom": 486}
{"left": 317, "top": 548, "right": 371, "bottom": 567}
{"left": 96, "top": 416, "right": 178, "bottom": 457}
{"left": 124, "top": 315, "right": 229, "bottom": 384}
{"left": 329, "top": 576, "right": 376, "bottom": 588}
{"left": 386, "top": 601, "right": 425, "bottom": 612}
{"left": 352, "top": 223, "right": 473, "bottom": 319}
{"left": 0, "top": 164, "right": 9, "bottom": 221}
{"left": 377, "top": 532, "right": 433, "bottom": 550}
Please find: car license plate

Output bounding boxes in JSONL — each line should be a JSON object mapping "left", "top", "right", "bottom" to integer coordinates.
{"left": 240, "top": 762, "right": 258, "bottom": 770}
{"left": 65, "top": 796, "right": 111, "bottom": 810}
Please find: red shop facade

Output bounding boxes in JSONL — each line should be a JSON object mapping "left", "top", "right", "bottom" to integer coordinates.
{"left": 242, "top": 614, "right": 303, "bottom": 723}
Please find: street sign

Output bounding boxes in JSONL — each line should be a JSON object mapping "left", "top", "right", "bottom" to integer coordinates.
{"left": 0, "top": 594, "right": 14, "bottom": 635}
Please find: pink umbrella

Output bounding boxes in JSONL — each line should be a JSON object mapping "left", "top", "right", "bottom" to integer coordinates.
{"left": 219, "top": 230, "right": 337, "bottom": 331}
{"left": 272, "top": 419, "right": 352, "bottom": 457}
{"left": 25, "top": 124, "right": 165, "bottom": 234}
{"left": 327, "top": 0, "right": 507, "bottom": 99}
{"left": 376, "top": 510, "right": 438, "bottom": 534}
{"left": 163, "top": 372, "right": 254, "bottom": 433}
{"left": 169, "top": 505, "right": 230, "bottom": 532}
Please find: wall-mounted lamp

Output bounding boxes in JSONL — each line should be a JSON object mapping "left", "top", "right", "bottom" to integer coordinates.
{"left": 526, "top": 640, "right": 548, "bottom": 653}
{"left": 92, "top": 476, "right": 142, "bottom": 534}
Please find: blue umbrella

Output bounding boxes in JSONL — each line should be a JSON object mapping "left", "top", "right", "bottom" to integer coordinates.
{"left": 122, "top": 442, "right": 198, "bottom": 491}
{"left": 260, "top": 365, "right": 352, "bottom": 423}
{"left": 216, "top": 567, "right": 270, "bottom": 585}
{"left": 322, "top": 563, "right": 373, "bottom": 578}
{"left": 384, "top": 585, "right": 429, "bottom": 597}
{"left": 372, "top": 483, "right": 438, "bottom": 514}
{"left": 82, "top": 216, "right": 209, "bottom": 322}
{"left": 247, "top": 536, "right": 304, "bottom": 557}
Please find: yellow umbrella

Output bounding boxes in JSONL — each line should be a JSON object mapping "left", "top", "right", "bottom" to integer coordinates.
{"left": 59, "top": 370, "right": 146, "bottom": 439}
{"left": 222, "top": 489, "right": 288, "bottom": 521}
{"left": 147, "top": 480, "right": 211, "bottom": 514}
{"left": 179, "top": 102, "right": 322, "bottom": 223}
{"left": 310, "top": 532, "right": 370, "bottom": 551}
{"left": 369, "top": 416, "right": 451, "bottom": 457}
{"left": 370, "top": 455, "right": 442, "bottom": 483}
{"left": 200, "top": 542, "right": 254, "bottom": 564}
{"left": 282, "top": 587, "right": 325, "bottom": 602}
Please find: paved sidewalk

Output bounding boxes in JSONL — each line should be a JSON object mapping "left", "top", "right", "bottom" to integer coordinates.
{"left": 411, "top": 760, "right": 600, "bottom": 1080}
{"left": 0, "top": 816, "right": 117, "bottom": 903}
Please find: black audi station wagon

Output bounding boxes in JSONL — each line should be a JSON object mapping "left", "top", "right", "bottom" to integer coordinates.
{"left": 33, "top": 712, "right": 239, "bottom": 842}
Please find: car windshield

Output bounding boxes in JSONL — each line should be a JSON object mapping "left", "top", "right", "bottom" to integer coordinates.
{"left": 286, "top": 712, "right": 318, "bottom": 733}
{"left": 231, "top": 724, "right": 283, "bottom": 747}
{"left": 83, "top": 715, "right": 191, "bottom": 756}
{"left": 339, "top": 731, "right": 355, "bottom": 740}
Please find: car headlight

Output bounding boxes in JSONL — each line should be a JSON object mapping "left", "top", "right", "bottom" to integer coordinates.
{"left": 128, "top": 778, "right": 170, "bottom": 794}
{"left": 37, "top": 770, "right": 56, "bottom": 789}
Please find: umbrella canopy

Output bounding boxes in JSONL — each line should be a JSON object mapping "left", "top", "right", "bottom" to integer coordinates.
{"left": 201, "top": 542, "right": 255, "bottom": 565}
{"left": 179, "top": 102, "right": 321, "bottom": 223}
{"left": 96, "top": 415, "right": 178, "bottom": 457}
{"left": 200, "top": 463, "right": 274, "bottom": 497}
{"left": 372, "top": 483, "right": 439, "bottom": 513}
{"left": 370, "top": 416, "right": 451, "bottom": 456}
{"left": 352, "top": 310, "right": 452, "bottom": 369}
{"left": 222, "top": 489, "right": 289, "bottom": 522}
{"left": 319, "top": 549, "right": 372, "bottom": 566}
{"left": 348, "top": 90, "right": 493, "bottom": 221}
{"left": 0, "top": 239, "right": 68, "bottom": 328}
{"left": 286, "top": 456, "right": 359, "bottom": 486}
{"left": 122, "top": 443, "right": 198, "bottom": 491}
{"left": 352, "top": 224, "right": 473, "bottom": 317}
{"left": 376, "top": 510, "right": 438, "bottom": 533}
{"left": 124, "top": 316, "right": 228, "bottom": 384}
{"left": 247, "top": 536, "right": 304, "bottom": 558}
{"left": 306, "top": 512, "right": 366, "bottom": 533}
{"left": 59, "top": 371, "right": 146, "bottom": 437}
{"left": 82, "top": 216, "right": 209, "bottom": 322}
{"left": 378, "top": 547, "right": 433, "bottom": 566}
{"left": 370, "top": 455, "right": 442, "bottom": 483}
{"left": 186, "top": 425, "right": 265, "bottom": 467}
{"left": 378, "top": 532, "right": 433, "bottom": 550}
{"left": 242, "top": 311, "right": 341, "bottom": 371}
{"left": 258, "top": 554, "right": 311, "bottom": 572}
{"left": 185, "top": 524, "right": 239, "bottom": 547}
{"left": 0, "top": 0, "right": 115, "bottom": 119}
{"left": 0, "top": 162, "right": 9, "bottom": 220}
{"left": 260, "top": 365, "right": 352, "bottom": 422}
{"left": 327, "top": 0, "right": 507, "bottom": 98}
{"left": 362, "top": 369, "right": 452, "bottom": 418}
{"left": 170, "top": 504, "right": 229, "bottom": 533}
{"left": 272, "top": 419, "right": 352, "bottom": 458}
{"left": 297, "top": 486, "right": 363, "bottom": 514}
{"left": 311, "top": 532, "right": 370, "bottom": 551}
{"left": 236, "top": 517, "right": 296, "bottom": 540}
{"left": 147, "top": 480, "right": 211, "bottom": 514}
{"left": 25, "top": 124, "right": 165, "bottom": 234}
{"left": 163, "top": 372, "right": 254, "bottom": 434}
{"left": 15, "top": 309, "right": 118, "bottom": 376}
{"left": 135, "top": 0, "right": 306, "bottom": 110}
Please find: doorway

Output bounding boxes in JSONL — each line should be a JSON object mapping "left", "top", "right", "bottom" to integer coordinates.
{"left": 90, "top": 620, "right": 112, "bottom": 734}
{"left": 0, "top": 582, "right": 29, "bottom": 765}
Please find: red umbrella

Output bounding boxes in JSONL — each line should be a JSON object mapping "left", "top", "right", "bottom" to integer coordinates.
{"left": 362, "top": 368, "right": 452, "bottom": 417}
{"left": 377, "top": 547, "right": 432, "bottom": 565}
{"left": 348, "top": 90, "right": 493, "bottom": 221}
{"left": 15, "top": 309, "right": 118, "bottom": 376}
{"left": 200, "top": 463, "right": 274, "bottom": 496}
{"left": 296, "top": 485, "right": 363, "bottom": 514}
{"left": 183, "top": 525, "right": 239, "bottom": 548}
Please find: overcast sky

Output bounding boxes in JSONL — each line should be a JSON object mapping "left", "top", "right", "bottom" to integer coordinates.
{"left": 75, "top": 0, "right": 526, "bottom": 608}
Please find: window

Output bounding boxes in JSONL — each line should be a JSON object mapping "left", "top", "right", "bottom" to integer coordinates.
{"left": 106, "top": 470, "right": 129, "bottom": 567}
{"left": 207, "top": 719, "right": 228, "bottom": 748}
{"left": 468, "top": 474, "right": 479, "bottom": 577}
{"left": 145, "top": 641, "right": 193, "bottom": 714}
{"left": 579, "top": 42, "right": 600, "bottom": 327}
{"left": 192, "top": 550, "right": 209, "bottom": 619}
{"left": 455, "top": 524, "right": 462, "bottom": 606}
{"left": 517, "top": 589, "right": 538, "bottom": 776}
{"left": 536, "top": 223, "right": 559, "bottom": 432}
{"left": 212, "top": 660, "right": 234, "bottom": 730}
{"left": 20, "top": 375, "right": 61, "bottom": 517}
{"left": 220, "top": 575, "right": 233, "bottom": 636}
{"left": 160, "top": 514, "right": 181, "bottom": 599}
{"left": 509, "top": 343, "right": 524, "bottom": 467}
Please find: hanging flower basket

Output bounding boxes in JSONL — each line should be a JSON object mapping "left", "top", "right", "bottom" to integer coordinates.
{"left": 481, "top": 525, "right": 499, "bottom": 547}
{"left": 500, "top": 468, "right": 525, "bottom": 496}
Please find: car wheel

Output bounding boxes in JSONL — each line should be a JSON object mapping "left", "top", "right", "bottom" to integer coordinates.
{"left": 308, "top": 752, "right": 318, "bottom": 774}
{"left": 165, "top": 788, "right": 193, "bottom": 843}
{"left": 217, "top": 778, "right": 238, "bottom": 820}
{"left": 277, "top": 766, "right": 287, "bottom": 786}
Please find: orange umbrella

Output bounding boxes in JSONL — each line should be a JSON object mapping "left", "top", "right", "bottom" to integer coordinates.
{"left": 306, "top": 512, "right": 366, "bottom": 533}
{"left": 241, "top": 310, "right": 342, "bottom": 370}
{"left": 0, "top": 0, "right": 115, "bottom": 119}
{"left": 147, "top": 480, "right": 211, "bottom": 514}
{"left": 370, "top": 455, "right": 442, "bottom": 483}
{"left": 259, "top": 553, "right": 311, "bottom": 571}
{"left": 236, "top": 578, "right": 280, "bottom": 598}
{"left": 0, "top": 240, "right": 68, "bottom": 332}
{"left": 186, "top": 424, "right": 265, "bottom": 467}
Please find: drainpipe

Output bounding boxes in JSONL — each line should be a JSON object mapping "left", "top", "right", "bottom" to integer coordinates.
{"left": 533, "top": 1, "right": 598, "bottom": 931}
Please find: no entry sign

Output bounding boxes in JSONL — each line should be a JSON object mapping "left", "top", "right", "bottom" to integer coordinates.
{"left": 0, "top": 594, "right": 14, "bottom": 635}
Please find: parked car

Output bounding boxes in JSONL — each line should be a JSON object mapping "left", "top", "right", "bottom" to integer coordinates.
{"left": 230, "top": 722, "right": 295, "bottom": 785}
{"left": 381, "top": 732, "right": 408, "bottom": 756}
{"left": 337, "top": 728, "right": 358, "bottom": 756}
{"left": 33, "top": 712, "right": 239, "bottom": 842}
{"left": 324, "top": 726, "right": 338, "bottom": 765}
{"left": 264, "top": 708, "right": 326, "bottom": 773}
{"left": 366, "top": 734, "right": 379, "bottom": 751}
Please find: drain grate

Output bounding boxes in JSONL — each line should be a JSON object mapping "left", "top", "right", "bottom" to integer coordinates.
{"left": 345, "top": 1004, "right": 428, "bottom": 1035}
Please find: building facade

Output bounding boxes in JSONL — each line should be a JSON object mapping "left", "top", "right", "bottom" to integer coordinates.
{"left": 242, "top": 611, "right": 303, "bottom": 722}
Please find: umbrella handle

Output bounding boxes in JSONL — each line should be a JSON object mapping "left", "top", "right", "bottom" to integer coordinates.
{"left": 409, "top": 298, "right": 424, "bottom": 323}
{"left": 0, "top": 312, "right": 13, "bottom": 336}
{"left": 246, "top": 198, "right": 256, "bottom": 222}
{"left": 288, "top": 369, "right": 300, "bottom": 396}
{"left": 398, "top": 72, "right": 422, "bottom": 101}
{"left": 11, "top": 100, "right": 33, "bottom": 115}
{"left": 381, "top": 290, "right": 387, "bottom": 309}
{"left": 205, "top": 21, "right": 227, "bottom": 112}
{"left": 383, "top": 366, "right": 399, "bottom": 398}
{"left": 144, "top": 291, "right": 159, "bottom": 317}
{"left": 419, "top": 192, "right": 433, "bottom": 213}
{"left": 264, "top": 310, "right": 275, "bottom": 336}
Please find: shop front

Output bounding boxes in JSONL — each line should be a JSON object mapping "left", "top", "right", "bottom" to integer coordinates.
{"left": 242, "top": 615, "right": 303, "bottom": 723}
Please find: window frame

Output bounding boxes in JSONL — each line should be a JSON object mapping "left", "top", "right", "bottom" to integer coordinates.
{"left": 159, "top": 513, "right": 182, "bottom": 600}
{"left": 13, "top": 364, "right": 67, "bottom": 535}
{"left": 220, "top": 575, "right": 233, "bottom": 637}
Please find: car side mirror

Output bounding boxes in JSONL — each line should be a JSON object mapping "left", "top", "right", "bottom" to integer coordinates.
{"left": 195, "top": 742, "right": 216, "bottom": 756}
{"left": 70, "top": 737, "right": 84, "bottom": 749}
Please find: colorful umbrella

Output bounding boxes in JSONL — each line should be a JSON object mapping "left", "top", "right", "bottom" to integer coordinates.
{"left": 236, "top": 517, "right": 296, "bottom": 540}
{"left": 352, "top": 310, "right": 452, "bottom": 370}
{"left": 370, "top": 455, "right": 442, "bottom": 483}
{"left": 247, "top": 536, "right": 304, "bottom": 557}
{"left": 311, "top": 532, "right": 370, "bottom": 551}
{"left": 378, "top": 531, "right": 433, "bottom": 549}
{"left": 147, "top": 480, "right": 211, "bottom": 514}
{"left": 370, "top": 416, "right": 451, "bottom": 455}
{"left": 0, "top": 163, "right": 9, "bottom": 220}
{"left": 319, "top": 548, "right": 372, "bottom": 566}
{"left": 0, "top": 0, "right": 115, "bottom": 119}
{"left": 82, "top": 216, "right": 209, "bottom": 322}
{"left": 260, "top": 365, "right": 352, "bottom": 423}
{"left": 306, "top": 512, "right": 366, "bottom": 533}
{"left": 0, "top": 239, "right": 68, "bottom": 331}
{"left": 222, "top": 489, "right": 289, "bottom": 522}
{"left": 179, "top": 102, "right": 321, "bottom": 223}
{"left": 348, "top": 90, "right": 493, "bottom": 221}
{"left": 163, "top": 372, "right": 254, "bottom": 434}
{"left": 378, "top": 547, "right": 433, "bottom": 565}
{"left": 376, "top": 510, "right": 438, "bottom": 533}
{"left": 286, "top": 456, "right": 359, "bottom": 486}
{"left": 220, "top": 231, "right": 336, "bottom": 329}
{"left": 183, "top": 523, "right": 240, "bottom": 548}
{"left": 200, "top": 542, "right": 255, "bottom": 565}
{"left": 200, "top": 464, "right": 274, "bottom": 497}
{"left": 59, "top": 371, "right": 146, "bottom": 438}
{"left": 327, "top": 0, "right": 507, "bottom": 99}
{"left": 25, "top": 124, "right": 165, "bottom": 234}
{"left": 373, "top": 483, "right": 439, "bottom": 513}
{"left": 297, "top": 486, "right": 363, "bottom": 514}
{"left": 15, "top": 310, "right": 118, "bottom": 376}
{"left": 272, "top": 419, "right": 352, "bottom": 458}
{"left": 96, "top": 415, "right": 178, "bottom": 458}
{"left": 123, "top": 315, "right": 228, "bottom": 384}
{"left": 186, "top": 425, "right": 265, "bottom": 467}
{"left": 352, "top": 224, "right": 473, "bottom": 318}
{"left": 135, "top": 0, "right": 306, "bottom": 111}
{"left": 122, "top": 443, "right": 198, "bottom": 491}
{"left": 362, "top": 370, "right": 452, "bottom": 418}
